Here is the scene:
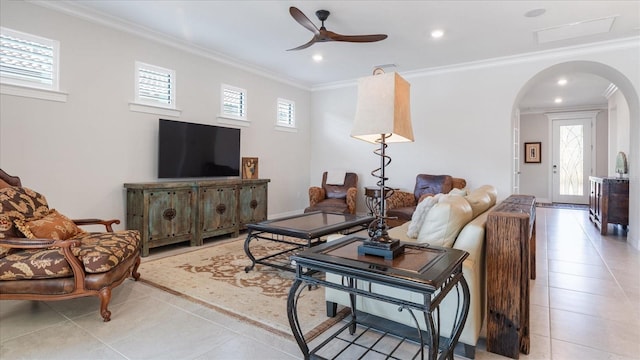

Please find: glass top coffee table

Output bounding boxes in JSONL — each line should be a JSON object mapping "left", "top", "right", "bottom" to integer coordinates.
{"left": 243, "top": 211, "right": 374, "bottom": 272}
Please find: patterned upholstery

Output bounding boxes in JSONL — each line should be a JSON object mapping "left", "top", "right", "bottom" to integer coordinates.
{"left": 0, "top": 186, "right": 141, "bottom": 279}
{"left": 0, "top": 230, "right": 140, "bottom": 280}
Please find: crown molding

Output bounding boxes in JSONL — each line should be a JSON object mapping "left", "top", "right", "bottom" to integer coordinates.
{"left": 520, "top": 104, "right": 608, "bottom": 116}
{"left": 312, "top": 36, "right": 640, "bottom": 91}
{"left": 29, "top": 0, "right": 313, "bottom": 91}
{"left": 26, "top": 1, "right": 640, "bottom": 93}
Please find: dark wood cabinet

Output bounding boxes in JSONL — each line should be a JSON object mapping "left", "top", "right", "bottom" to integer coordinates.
{"left": 589, "top": 176, "right": 629, "bottom": 235}
{"left": 199, "top": 183, "right": 239, "bottom": 242}
{"left": 486, "top": 194, "right": 536, "bottom": 359}
{"left": 238, "top": 181, "right": 268, "bottom": 229}
{"left": 125, "top": 179, "right": 269, "bottom": 256}
{"left": 126, "top": 182, "right": 197, "bottom": 257}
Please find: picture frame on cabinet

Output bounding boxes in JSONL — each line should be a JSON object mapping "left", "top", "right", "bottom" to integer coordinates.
{"left": 242, "top": 157, "right": 259, "bottom": 179}
{"left": 524, "top": 142, "right": 541, "bottom": 163}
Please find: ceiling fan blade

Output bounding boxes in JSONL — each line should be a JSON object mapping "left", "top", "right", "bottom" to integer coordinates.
{"left": 289, "top": 7, "right": 320, "bottom": 36}
{"left": 328, "top": 32, "right": 388, "bottom": 43}
{"left": 286, "top": 37, "right": 318, "bottom": 51}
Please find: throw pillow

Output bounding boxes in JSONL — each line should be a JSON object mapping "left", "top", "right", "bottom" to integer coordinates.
{"left": 0, "top": 186, "right": 49, "bottom": 239}
{"left": 406, "top": 193, "right": 442, "bottom": 238}
{"left": 417, "top": 195, "right": 473, "bottom": 248}
{"left": 448, "top": 188, "right": 468, "bottom": 196}
{"left": 14, "top": 209, "right": 85, "bottom": 240}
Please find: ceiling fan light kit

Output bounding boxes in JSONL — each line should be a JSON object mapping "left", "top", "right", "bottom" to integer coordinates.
{"left": 287, "top": 6, "right": 388, "bottom": 51}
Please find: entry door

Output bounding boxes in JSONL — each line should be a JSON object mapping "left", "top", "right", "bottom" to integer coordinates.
{"left": 551, "top": 115, "right": 594, "bottom": 204}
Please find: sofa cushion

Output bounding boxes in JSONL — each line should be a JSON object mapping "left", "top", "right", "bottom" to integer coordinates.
{"left": 0, "top": 187, "right": 49, "bottom": 239}
{"left": 0, "top": 247, "right": 74, "bottom": 280}
{"left": 0, "top": 230, "right": 140, "bottom": 280}
{"left": 14, "top": 209, "right": 86, "bottom": 240}
{"left": 75, "top": 230, "right": 140, "bottom": 273}
{"left": 417, "top": 195, "right": 473, "bottom": 247}
{"left": 464, "top": 187, "right": 494, "bottom": 219}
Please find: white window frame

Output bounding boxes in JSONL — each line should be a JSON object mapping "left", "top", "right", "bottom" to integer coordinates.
{"left": 0, "top": 27, "right": 60, "bottom": 92}
{"left": 276, "top": 98, "right": 297, "bottom": 132}
{"left": 220, "top": 84, "right": 248, "bottom": 123}
{"left": 134, "top": 61, "right": 176, "bottom": 109}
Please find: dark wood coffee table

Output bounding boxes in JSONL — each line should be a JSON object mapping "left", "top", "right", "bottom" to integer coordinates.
{"left": 243, "top": 211, "right": 374, "bottom": 272}
{"left": 287, "top": 235, "right": 470, "bottom": 360}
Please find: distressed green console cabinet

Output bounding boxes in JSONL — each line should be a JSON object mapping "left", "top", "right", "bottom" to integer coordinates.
{"left": 125, "top": 179, "right": 269, "bottom": 256}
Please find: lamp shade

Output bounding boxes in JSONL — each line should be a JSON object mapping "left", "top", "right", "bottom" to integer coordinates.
{"left": 351, "top": 72, "right": 414, "bottom": 144}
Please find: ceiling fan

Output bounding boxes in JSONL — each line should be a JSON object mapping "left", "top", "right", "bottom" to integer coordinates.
{"left": 287, "top": 6, "right": 388, "bottom": 51}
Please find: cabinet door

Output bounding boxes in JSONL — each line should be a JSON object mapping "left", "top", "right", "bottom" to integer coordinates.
{"left": 239, "top": 183, "right": 268, "bottom": 227}
{"left": 200, "top": 185, "right": 237, "bottom": 232}
{"left": 148, "top": 189, "right": 194, "bottom": 240}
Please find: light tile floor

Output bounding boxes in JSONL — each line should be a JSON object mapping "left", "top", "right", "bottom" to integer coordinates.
{"left": 1, "top": 207, "right": 638, "bottom": 359}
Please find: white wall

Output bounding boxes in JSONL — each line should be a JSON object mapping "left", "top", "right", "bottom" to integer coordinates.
{"left": 519, "top": 110, "right": 608, "bottom": 201}
{"left": 0, "top": 1, "right": 312, "bottom": 223}
{"left": 608, "top": 90, "right": 631, "bottom": 175}
{"left": 311, "top": 43, "right": 640, "bottom": 249}
{"left": 520, "top": 113, "right": 549, "bottom": 200}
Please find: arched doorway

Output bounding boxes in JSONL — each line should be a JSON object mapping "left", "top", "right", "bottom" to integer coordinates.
{"left": 512, "top": 61, "right": 639, "bottom": 249}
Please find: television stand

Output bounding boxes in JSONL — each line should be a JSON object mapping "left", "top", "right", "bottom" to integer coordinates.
{"left": 124, "top": 178, "right": 269, "bottom": 256}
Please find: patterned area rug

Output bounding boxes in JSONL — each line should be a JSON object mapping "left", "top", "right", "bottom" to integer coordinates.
{"left": 138, "top": 237, "right": 345, "bottom": 340}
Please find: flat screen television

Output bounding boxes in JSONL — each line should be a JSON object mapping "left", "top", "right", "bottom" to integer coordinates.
{"left": 158, "top": 119, "right": 241, "bottom": 178}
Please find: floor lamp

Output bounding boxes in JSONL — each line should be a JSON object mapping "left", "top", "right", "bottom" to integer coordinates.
{"left": 351, "top": 70, "right": 414, "bottom": 259}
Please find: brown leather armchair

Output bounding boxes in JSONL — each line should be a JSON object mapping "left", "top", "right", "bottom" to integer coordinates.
{"left": 304, "top": 172, "right": 358, "bottom": 214}
{"left": 0, "top": 169, "right": 141, "bottom": 322}
{"left": 386, "top": 174, "right": 466, "bottom": 227}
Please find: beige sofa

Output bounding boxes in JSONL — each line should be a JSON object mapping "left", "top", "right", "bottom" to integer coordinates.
{"left": 325, "top": 185, "right": 497, "bottom": 358}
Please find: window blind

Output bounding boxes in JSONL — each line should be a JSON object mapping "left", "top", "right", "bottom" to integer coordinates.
{"left": 137, "top": 64, "right": 174, "bottom": 106}
{"left": 0, "top": 28, "right": 57, "bottom": 90}
{"left": 277, "top": 99, "right": 295, "bottom": 127}
{"left": 222, "top": 86, "right": 246, "bottom": 119}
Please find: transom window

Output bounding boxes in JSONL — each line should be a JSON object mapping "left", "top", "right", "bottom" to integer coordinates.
{"left": 0, "top": 27, "right": 59, "bottom": 91}
{"left": 221, "top": 84, "right": 247, "bottom": 121}
{"left": 135, "top": 61, "right": 175, "bottom": 108}
{"left": 277, "top": 98, "right": 296, "bottom": 128}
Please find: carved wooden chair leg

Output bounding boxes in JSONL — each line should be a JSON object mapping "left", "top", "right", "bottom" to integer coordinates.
{"left": 131, "top": 257, "right": 141, "bottom": 280}
{"left": 98, "top": 287, "right": 112, "bottom": 322}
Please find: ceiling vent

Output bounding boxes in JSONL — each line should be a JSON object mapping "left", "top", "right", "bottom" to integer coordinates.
{"left": 535, "top": 16, "right": 617, "bottom": 44}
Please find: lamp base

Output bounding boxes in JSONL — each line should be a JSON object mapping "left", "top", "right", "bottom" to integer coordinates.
{"left": 358, "top": 238, "right": 405, "bottom": 260}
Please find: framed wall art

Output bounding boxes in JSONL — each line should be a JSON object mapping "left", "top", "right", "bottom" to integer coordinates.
{"left": 242, "top": 157, "right": 259, "bottom": 179}
{"left": 524, "top": 142, "right": 541, "bottom": 163}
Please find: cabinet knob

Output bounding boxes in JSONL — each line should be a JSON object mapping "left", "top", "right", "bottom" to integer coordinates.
{"left": 163, "top": 208, "right": 176, "bottom": 220}
{"left": 250, "top": 200, "right": 258, "bottom": 209}
{"left": 216, "top": 204, "right": 227, "bottom": 214}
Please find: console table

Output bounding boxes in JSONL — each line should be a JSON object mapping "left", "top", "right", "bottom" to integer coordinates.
{"left": 124, "top": 179, "right": 269, "bottom": 256}
{"left": 589, "top": 176, "right": 629, "bottom": 235}
{"left": 486, "top": 194, "right": 536, "bottom": 359}
{"left": 287, "top": 235, "right": 470, "bottom": 360}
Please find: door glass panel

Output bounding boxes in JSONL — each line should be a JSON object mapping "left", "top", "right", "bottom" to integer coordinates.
{"left": 559, "top": 125, "right": 584, "bottom": 196}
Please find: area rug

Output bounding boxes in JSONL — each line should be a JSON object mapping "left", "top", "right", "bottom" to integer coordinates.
{"left": 138, "top": 237, "right": 346, "bottom": 340}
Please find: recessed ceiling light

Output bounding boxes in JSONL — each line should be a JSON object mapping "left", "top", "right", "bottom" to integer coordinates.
{"left": 431, "top": 29, "right": 444, "bottom": 39}
{"left": 525, "top": 8, "right": 546, "bottom": 18}
{"left": 557, "top": 78, "right": 568, "bottom": 86}
{"left": 312, "top": 54, "right": 323, "bottom": 62}
{"left": 554, "top": 97, "right": 563, "bottom": 103}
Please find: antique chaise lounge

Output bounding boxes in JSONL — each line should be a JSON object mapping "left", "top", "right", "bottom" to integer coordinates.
{"left": 0, "top": 169, "right": 141, "bottom": 321}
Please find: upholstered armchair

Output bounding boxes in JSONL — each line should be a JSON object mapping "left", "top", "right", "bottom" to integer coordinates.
{"left": 304, "top": 172, "right": 358, "bottom": 214}
{"left": 386, "top": 174, "right": 466, "bottom": 227}
{"left": 0, "top": 169, "right": 141, "bottom": 322}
